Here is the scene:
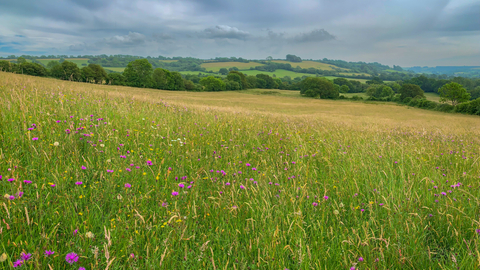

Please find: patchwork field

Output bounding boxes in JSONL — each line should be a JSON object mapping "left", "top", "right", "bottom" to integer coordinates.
{"left": 104, "top": 67, "right": 126, "bottom": 73}
{"left": 37, "top": 58, "right": 90, "bottom": 67}
{"left": 1, "top": 72, "right": 480, "bottom": 269}
{"left": 271, "top": 60, "right": 347, "bottom": 71}
{"left": 200, "top": 61, "right": 264, "bottom": 72}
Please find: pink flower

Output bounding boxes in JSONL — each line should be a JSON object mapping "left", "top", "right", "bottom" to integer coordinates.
{"left": 32, "top": 137, "right": 39, "bottom": 141}
{"left": 75, "top": 182, "right": 83, "bottom": 185}
{"left": 81, "top": 166, "right": 86, "bottom": 170}
{"left": 172, "top": 191, "right": 179, "bottom": 196}
{"left": 125, "top": 183, "right": 131, "bottom": 188}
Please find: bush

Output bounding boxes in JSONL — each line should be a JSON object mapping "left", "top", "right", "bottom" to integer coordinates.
{"left": 402, "top": 97, "right": 412, "bottom": 104}
{"left": 435, "top": 103, "right": 455, "bottom": 112}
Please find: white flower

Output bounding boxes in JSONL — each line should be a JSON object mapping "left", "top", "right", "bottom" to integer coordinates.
{"left": 333, "top": 210, "right": 339, "bottom": 215}
{"left": 86, "top": 231, "right": 95, "bottom": 238}
{"left": 100, "top": 144, "right": 105, "bottom": 147}
{"left": 106, "top": 159, "right": 111, "bottom": 163}
{"left": 53, "top": 142, "right": 59, "bottom": 146}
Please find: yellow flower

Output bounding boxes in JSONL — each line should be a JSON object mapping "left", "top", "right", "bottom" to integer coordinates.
{"left": 78, "top": 212, "right": 83, "bottom": 216}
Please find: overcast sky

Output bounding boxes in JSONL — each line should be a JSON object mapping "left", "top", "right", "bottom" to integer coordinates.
{"left": 0, "top": 0, "right": 479, "bottom": 66}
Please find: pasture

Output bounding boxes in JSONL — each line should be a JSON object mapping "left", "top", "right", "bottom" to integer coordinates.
{"left": 36, "top": 58, "right": 90, "bottom": 67}
{"left": 271, "top": 60, "right": 346, "bottom": 71}
{"left": 200, "top": 61, "right": 264, "bottom": 72}
{"left": 1, "top": 72, "right": 480, "bottom": 269}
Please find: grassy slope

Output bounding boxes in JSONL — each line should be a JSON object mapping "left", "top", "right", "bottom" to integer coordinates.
{"left": 1, "top": 72, "right": 480, "bottom": 269}
{"left": 200, "top": 61, "right": 264, "bottom": 72}
{"left": 271, "top": 60, "right": 346, "bottom": 71}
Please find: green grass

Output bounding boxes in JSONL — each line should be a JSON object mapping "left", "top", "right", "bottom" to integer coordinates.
{"left": 200, "top": 62, "right": 264, "bottom": 72}
{"left": 104, "top": 67, "right": 126, "bottom": 73}
{"left": 425, "top": 92, "right": 441, "bottom": 102}
{"left": 271, "top": 60, "right": 347, "bottom": 71}
{"left": 179, "top": 71, "right": 220, "bottom": 76}
{"left": 1, "top": 72, "right": 480, "bottom": 269}
{"left": 36, "top": 58, "right": 90, "bottom": 68}
{"left": 240, "top": 69, "right": 316, "bottom": 79}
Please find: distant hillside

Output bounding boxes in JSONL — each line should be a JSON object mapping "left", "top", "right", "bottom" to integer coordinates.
{"left": 406, "top": 66, "right": 480, "bottom": 77}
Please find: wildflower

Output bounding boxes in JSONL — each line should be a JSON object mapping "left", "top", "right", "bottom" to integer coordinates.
{"left": 9, "top": 195, "right": 15, "bottom": 200}
{"left": 79, "top": 267, "right": 86, "bottom": 270}
{"left": 172, "top": 191, "right": 179, "bottom": 196}
{"left": 75, "top": 182, "right": 82, "bottom": 185}
{"left": 13, "top": 259, "right": 23, "bottom": 267}
{"left": 187, "top": 185, "right": 192, "bottom": 189}
{"left": 125, "top": 183, "right": 131, "bottom": 188}
{"left": 147, "top": 160, "right": 152, "bottom": 166}
{"left": 361, "top": 209, "right": 365, "bottom": 212}
{"left": 246, "top": 163, "right": 251, "bottom": 166}
{"left": 24, "top": 180, "right": 32, "bottom": 184}
{"left": 7, "top": 178, "right": 15, "bottom": 182}
{"left": 45, "top": 250, "right": 55, "bottom": 257}
{"left": 100, "top": 144, "right": 105, "bottom": 147}
{"left": 85, "top": 232, "right": 94, "bottom": 239}
{"left": 252, "top": 168, "right": 256, "bottom": 171}
{"left": 476, "top": 229, "right": 480, "bottom": 235}
{"left": 178, "top": 183, "right": 185, "bottom": 188}
{"left": 333, "top": 210, "right": 339, "bottom": 215}
{"left": 130, "top": 253, "right": 135, "bottom": 259}
{"left": 359, "top": 257, "right": 364, "bottom": 262}
{"left": 53, "top": 142, "right": 59, "bottom": 146}
{"left": 240, "top": 185, "right": 245, "bottom": 189}
{"left": 81, "top": 166, "right": 86, "bottom": 170}
{"left": 32, "top": 137, "right": 39, "bottom": 141}
{"left": 21, "top": 253, "right": 32, "bottom": 261}
{"left": 324, "top": 196, "right": 329, "bottom": 200}
{"left": 312, "top": 202, "right": 318, "bottom": 206}
{"left": 162, "top": 202, "right": 168, "bottom": 207}
{"left": 65, "top": 252, "right": 79, "bottom": 264}
{"left": 16, "top": 191, "right": 24, "bottom": 198}
{"left": 225, "top": 182, "right": 231, "bottom": 186}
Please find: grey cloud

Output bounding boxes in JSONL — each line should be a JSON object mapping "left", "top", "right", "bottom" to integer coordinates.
{"left": 203, "top": 25, "right": 250, "bottom": 40}
{"left": 152, "top": 33, "right": 175, "bottom": 41}
{"left": 104, "top": 32, "right": 146, "bottom": 47}
{"left": 292, "top": 29, "right": 335, "bottom": 43}
{"left": 435, "top": 3, "right": 480, "bottom": 31}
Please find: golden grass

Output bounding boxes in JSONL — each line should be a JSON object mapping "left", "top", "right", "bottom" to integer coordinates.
{"left": 201, "top": 62, "right": 264, "bottom": 72}
{"left": 2, "top": 72, "right": 479, "bottom": 134}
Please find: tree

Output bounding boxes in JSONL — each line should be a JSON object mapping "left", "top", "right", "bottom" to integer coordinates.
{"left": 19, "top": 62, "right": 47, "bottom": 77}
{"left": 50, "top": 61, "right": 81, "bottom": 81}
{"left": 399, "top": 84, "right": 424, "bottom": 101}
{"left": 256, "top": 74, "right": 277, "bottom": 89}
{"left": 228, "top": 71, "right": 247, "bottom": 89}
{"left": 17, "top": 57, "right": 27, "bottom": 64}
{"left": 123, "top": 59, "right": 153, "bottom": 88}
{"left": 468, "top": 86, "right": 480, "bottom": 100}
{"left": 438, "top": 82, "right": 470, "bottom": 106}
{"left": 300, "top": 77, "right": 338, "bottom": 99}
{"left": 366, "top": 85, "right": 394, "bottom": 99}
{"left": 152, "top": 68, "right": 172, "bottom": 89}
{"left": 170, "top": 72, "right": 185, "bottom": 90}
{"left": 286, "top": 54, "right": 302, "bottom": 62}
{"left": 200, "top": 76, "right": 226, "bottom": 91}
{"left": 47, "top": 61, "right": 60, "bottom": 69}
{"left": 339, "top": 85, "right": 350, "bottom": 93}
{"left": 108, "top": 73, "right": 126, "bottom": 85}
{"left": 88, "top": 63, "right": 108, "bottom": 84}
{"left": 81, "top": 66, "right": 95, "bottom": 82}
{"left": 219, "top": 68, "right": 228, "bottom": 75}
{"left": 266, "top": 56, "right": 273, "bottom": 61}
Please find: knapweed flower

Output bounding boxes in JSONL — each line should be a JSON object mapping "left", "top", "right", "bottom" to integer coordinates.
{"left": 125, "top": 183, "right": 131, "bottom": 188}
{"left": 21, "top": 253, "right": 32, "bottom": 261}
{"left": 13, "top": 259, "right": 23, "bottom": 267}
{"left": 178, "top": 183, "right": 184, "bottom": 188}
{"left": 45, "top": 250, "right": 55, "bottom": 257}
{"left": 358, "top": 257, "right": 364, "bottom": 262}
{"left": 324, "top": 196, "right": 329, "bottom": 200}
{"left": 312, "top": 202, "right": 318, "bottom": 207}
{"left": 476, "top": 229, "right": 480, "bottom": 235}
{"left": 73, "top": 229, "right": 78, "bottom": 236}
{"left": 130, "top": 253, "right": 135, "bottom": 259}
{"left": 81, "top": 166, "right": 86, "bottom": 170}
{"left": 240, "top": 185, "right": 245, "bottom": 189}
{"left": 225, "top": 182, "right": 231, "bottom": 186}
{"left": 79, "top": 267, "right": 86, "bottom": 270}
{"left": 8, "top": 178, "right": 15, "bottom": 182}
{"left": 66, "top": 129, "right": 71, "bottom": 134}
{"left": 65, "top": 252, "right": 79, "bottom": 264}
{"left": 187, "top": 185, "right": 192, "bottom": 189}
{"left": 172, "top": 191, "right": 179, "bottom": 196}
{"left": 32, "top": 137, "right": 39, "bottom": 141}
{"left": 9, "top": 195, "right": 15, "bottom": 200}
{"left": 146, "top": 160, "right": 152, "bottom": 166}
{"left": 16, "top": 191, "right": 23, "bottom": 198}
{"left": 23, "top": 180, "right": 32, "bottom": 184}
{"left": 75, "top": 182, "right": 83, "bottom": 185}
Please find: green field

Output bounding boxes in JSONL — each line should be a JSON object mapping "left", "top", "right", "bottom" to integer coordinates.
{"left": 240, "top": 69, "right": 316, "bottom": 78}
{"left": 2, "top": 72, "right": 480, "bottom": 269}
{"left": 271, "top": 60, "right": 347, "bottom": 71}
{"left": 104, "top": 67, "right": 126, "bottom": 73}
{"left": 200, "top": 61, "right": 264, "bottom": 72}
{"left": 424, "top": 92, "right": 441, "bottom": 102}
{"left": 179, "top": 71, "right": 219, "bottom": 76}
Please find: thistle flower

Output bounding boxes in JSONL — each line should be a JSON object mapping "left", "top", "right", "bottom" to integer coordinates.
{"left": 44, "top": 250, "right": 55, "bottom": 257}
{"left": 125, "top": 183, "right": 131, "bottom": 188}
{"left": 81, "top": 166, "right": 86, "bottom": 170}
{"left": 21, "top": 253, "right": 32, "bottom": 261}
{"left": 172, "top": 191, "right": 179, "bottom": 196}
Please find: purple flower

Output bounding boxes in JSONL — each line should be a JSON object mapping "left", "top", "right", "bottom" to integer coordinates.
{"left": 81, "top": 166, "right": 86, "bottom": 170}
{"left": 66, "top": 252, "right": 79, "bottom": 264}
{"left": 16, "top": 191, "right": 24, "bottom": 198}
{"left": 24, "top": 180, "right": 32, "bottom": 184}
{"left": 9, "top": 195, "right": 15, "bottom": 200}
{"left": 130, "top": 253, "right": 135, "bottom": 259}
{"left": 225, "top": 182, "right": 231, "bottom": 186}
{"left": 252, "top": 168, "right": 256, "bottom": 171}
{"left": 246, "top": 163, "right": 251, "bottom": 166}
{"left": 125, "top": 183, "right": 131, "bottom": 188}
{"left": 312, "top": 202, "right": 318, "bottom": 206}
{"left": 73, "top": 229, "right": 78, "bottom": 236}
{"left": 79, "top": 267, "right": 86, "bottom": 270}
{"left": 75, "top": 182, "right": 83, "bottom": 185}
{"left": 324, "top": 196, "right": 329, "bottom": 200}
{"left": 359, "top": 257, "right": 364, "bottom": 262}
{"left": 240, "top": 185, "right": 245, "bottom": 189}
{"left": 45, "top": 250, "right": 55, "bottom": 257}
{"left": 146, "top": 160, "right": 152, "bottom": 166}
{"left": 66, "top": 129, "right": 71, "bottom": 134}
{"left": 21, "top": 252, "right": 32, "bottom": 261}
{"left": 13, "top": 259, "right": 23, "bottom": 268}
{"left": 32, "top": 137, "right": 39, "bottom": 141}
{"left": 178, "top": 183, "right": 185, "bottom": 188}
{"left": 361, "top": 209, "right": 365, "bottom": 212}
{"left": 8, "top": 178, "right": 15, "bottom": 182}
{"left": 476, "top": 229, "right": 480, "bottom": 235}
{"left": 172, "top": 191, "right": 179, "bottom": 196}
{"left": 187, "top": 185, "right": 192, "bottom": 189}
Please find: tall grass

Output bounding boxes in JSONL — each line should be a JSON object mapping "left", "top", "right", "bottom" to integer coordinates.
{"left": 1, "top": 73, "right": 480, "bottom": 269}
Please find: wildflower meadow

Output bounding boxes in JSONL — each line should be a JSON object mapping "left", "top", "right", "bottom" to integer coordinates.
{"left": 1, "top": 73, "right": 480, "bottom": 269}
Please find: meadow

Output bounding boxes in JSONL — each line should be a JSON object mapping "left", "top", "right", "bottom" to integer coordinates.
{"left": 271, "top": 60, "right": 346, "bottom": 71}
{"left": 200, "top": 62, "right": 264, "bottom": 72}
{"left": 1, "top": 72, "right": 480, "bottom": 269}
{"left": 36, "top": 58, "right": 90, "bottom": 68}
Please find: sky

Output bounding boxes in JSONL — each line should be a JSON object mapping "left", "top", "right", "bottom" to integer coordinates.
{"left": 0, "top": 0, "right": 479, "bottom": 67}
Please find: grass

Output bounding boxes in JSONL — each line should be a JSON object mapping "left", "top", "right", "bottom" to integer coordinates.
{"left": 200, "top": 62, "right": 264, "bottom": 72}
{"left": 158, "top": 60, "right": 178, "bottom": 63}
{"left": 1, "top": 72, "right": 480, "bottom": 269}
{"left": 104, "top": 67, "right": 126, "bottom": 73}
{"left": 240, "top": 69, "right": 316, "bottom": 79}
{"left": 36, "top": 58, "right": 90, "bottom": 68}
{"left": 179, "top": 71, "right": 220, "bottom": 76}
{"left": 424, "top": 92, "right": 441, "bottom": 102}
{"left": 271, "top": 60, "right": 347, "bottom": 71}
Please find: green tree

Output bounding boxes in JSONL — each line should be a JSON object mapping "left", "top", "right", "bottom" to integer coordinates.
{"left": 200, "top": 76, "right": 226, "bottom": 91}
{"left": 123, "top": 59, "right": 153, "bottom": 88}
{"left": 399, "top": 84, "right": 424, "bottom": 101}
{"left": 300, "top": 77, "right": 338, "bottom": 99}
{"left": 468, "top": 86, "right": 480, "bottom": 100}
{"left": 108, "top": 73, "right": 126, "bottom": 85}
{"left": 47, "top": 61, "right": 60, "bottom": 69}
{"left": 228, "top": 71, "right": 247, "bottom": 89}
{"left": 339, "top": 85, "right": 350, "bottom": 93}
{"left": 88, "top": 63, "right": 108, "bottom": 84}
{"left": 152, "top": 68, "right": 173, "bottom": 89}
{"left": 17, "top": 57, "right": 27, "bottom": 64}
{"left": 256, "top": 74, "right": 277, "bottom": 89}
{"left": 81, "top": 66, "right": 95, "bottom": 82}
{"left": 246, "top": 76, "right": 258, "bottom": 88}
{"left": 438, "top": 82, "right": 470, "bottom": 106}
{"left": 50, "top": 61, "right": 81, "bottom": 81}
{"left": 19, "top": 62, "right": 47, "bottom": 76}
{"left": 366, "top": 85, "right": 394, "bottom": 99}
{"left": 219, "top": 68, "right": 228, "bottom": 75}
{"left": 170, "top": 72, "right": 185, "bottom": 90}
